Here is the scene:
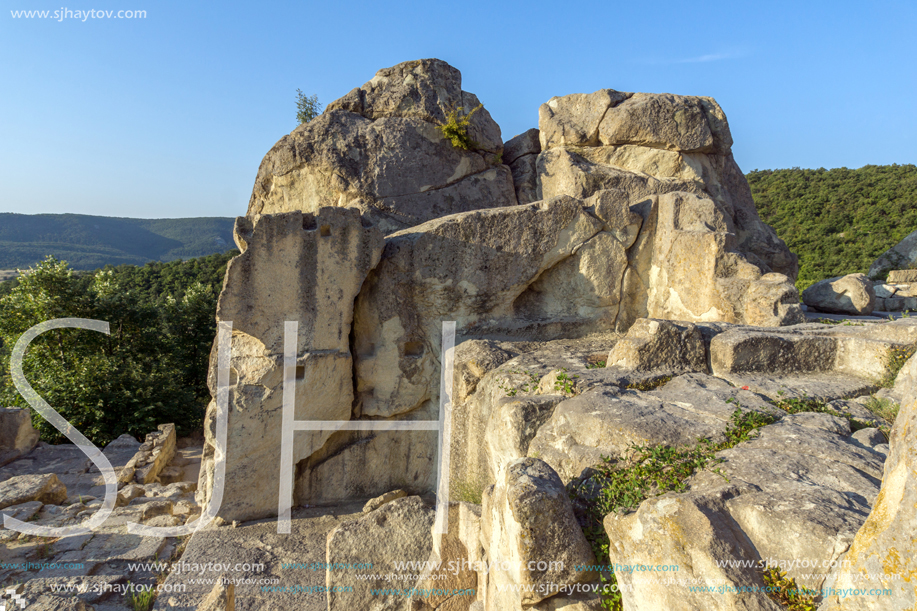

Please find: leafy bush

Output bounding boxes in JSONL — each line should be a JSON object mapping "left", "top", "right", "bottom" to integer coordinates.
{"left": 436, "top": 104, "right": 482, "bottom": 150}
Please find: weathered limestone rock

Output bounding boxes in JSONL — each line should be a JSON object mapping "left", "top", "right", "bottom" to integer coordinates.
{"left": 481, "top": 458, "right": 596, "bottom": 609}
{"left": 485, "top": 395, "right": 564, "bottom": 478}
{"left": 362, "top": 489, "right": 408, "bottom": 513}
{"left": 326, "top": 496, "right": 434, "bottom": 611}
{"left": 820, "top": 354, "right": 917, "bottom": 610}
{"left": 0, "top": 407, "right": 39, "bottom": 467}
{"left": 644, "top": 192, "right": 804, "bottom": 327}
{"left": 604, "top": 413, "right": 885, "bottom": 611}
{"left": 0, "top": 473, "right": 67, "bottom": 509}
{"left": 887, "top": 269, "right": 917, "bottom": 283}
{"left": 248, "top": 59, "right": 516, "bottom": 235}
{"left": 454, "top": 340, "right": 517, "bottom": 404}
{"left": 410, "top": 502, "right": 483, "bottom": 611}
{"left": 803, "top": 274, "right": 876, "bottom": 315}
{"left": 353, "top": 196, "right": 603, "bottom": 420}
{"left": 128, "top": 423, "right": 176, "bottom": 485}
{"left": 529, "top": 374, "right": 776, "bottom": 482}
{"left": 530, "top": 591, "right": 604, "bottom": 610}
{"left": 197, "top": 580, "right": 235, "bottom": 611}
{"left": 197, "top": 207, "right": 383, "bottom": 521}
{"left": 606, "top": 318, "right": 708, "bottom": 373}
{"left": 868, "top": 229, "right": 917, "bottom": 279}
{"left": 537, "top": 90, "right": 796, "bottom": 280}
{"left": 504, "top": 129, "right": 541, "bottom": 205}
{"left": 709, "top": 319, "right": 917, "bottom": 381}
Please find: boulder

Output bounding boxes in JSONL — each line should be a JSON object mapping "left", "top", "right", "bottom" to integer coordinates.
{"left": 868, "top": 229, "right": 917, "bottom": 279}
{"left": 536, "top": 89, "right": 798, "bottom": 283}
{"left": 481, "top": 458, "right": 596, "bottom": 608}
{"left": 803, "top": 274, "right": 876, "bottom": 315}
{"left": 604, "top": 413, "right": 885, "bottom": 611}
{"left": 197, "top": 207, "right": 383, "bottom": 521}
{"left": 887, "top": 269, "right": 917, "bottom": 283}
{"left": 0, "top": 407, "right": 39, "bottom": 467}
{"left": 643, "top": 192, "right": 804, "bottom": 327}
{"left": 504, "top": 129, "right": 541, "bottom": 205}
{"left": 605, "top": 318, "right": 708, "bottom": 373}
{"left": 248, "top": 59, "right": 516, "bottom": 235}
{"left": 0, "top": 473, "right": 67, "bottom": 510}
{"left": 709, "top": 319, "right": 917, "bottom": 381}
{"left": 326, "top": 496, "right": 436, "bottom": 611}
{"left": 819, "top": 354, "right": 917, "bottom": 610}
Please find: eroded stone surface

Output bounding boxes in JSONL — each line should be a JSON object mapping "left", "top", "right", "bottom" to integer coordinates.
{"left": 249, "top": 59, "right": 515, "bottom": 235}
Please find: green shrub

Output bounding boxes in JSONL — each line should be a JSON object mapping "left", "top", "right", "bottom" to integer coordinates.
{"left": 436, "top": 104, "right": 482, "bottom": 150}
{"left": 0, "top": 255, "right": 231, "bottom": 446}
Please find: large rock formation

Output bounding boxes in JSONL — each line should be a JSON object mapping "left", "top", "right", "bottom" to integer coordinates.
{"left": 197, "top": 207, "right": 383, "bottom": 521}
{"left": 199, "top": 58, "right": 809, "bottom": 526}
{"left": 247, "top": 59, "right": 516, "bottom": 235}
{"left": 604, "top": 413, "right": 886, "bottom": 611}
{"left": 820, "top": 354, "right": 917, "bottom": 610}
{"left": 535, "top": 89, "right": 801, "bottom": 328}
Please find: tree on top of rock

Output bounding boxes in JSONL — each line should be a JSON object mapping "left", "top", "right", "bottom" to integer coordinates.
{"left": 295, "top": 89, "right": 322, "bottom": 126}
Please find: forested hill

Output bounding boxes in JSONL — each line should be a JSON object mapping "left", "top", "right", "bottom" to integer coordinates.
{"left": 748, "top": 164, "right": 917, "bottom": 289}
{"left": 0, "top": 213, "right": 235, "bottom": 270}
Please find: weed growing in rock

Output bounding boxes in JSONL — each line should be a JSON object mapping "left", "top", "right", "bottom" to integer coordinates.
{"left": 497, "top": 369, "right": 541, "bottom": 397}
{"left": 762, "top": 566, "right": 819, "bottom": 611}
{"left": 453, "top": 475, "right": 486, "bottom": 505}
{"left": 586, "top": 360, "right": 606, "bottom": 369}
{"left": 625, "top": 375, "right": 673, "bottom": 391}
{"left": 864, "top": 396, "right": 899, "bottom": 425}
{"left": 773, "top": 395, "right": 873, "bottom": 433}
{"left": 554, "top": 369, "right": 579, "bottom": 396}
{"left": 436, "top": 104, "right": 482, "bottom": 150}
{"left": 34, "top": 541, "right": 53, "bottom": 560}
{"left": 569, "top": 408, "right": 777, "bottom": 611}
{"left": 127, "top": 584, "right": 156, "bottom": 611}
{"left": 879, "top": 344, "right": 916, "bottom": 387}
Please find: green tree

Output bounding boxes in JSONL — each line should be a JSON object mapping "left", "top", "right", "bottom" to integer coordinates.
{"left": 0, "top": 253, "right": 234, "bottom": 446}
{"left": 295, "top": 89, "right": 322, "bottom": 125}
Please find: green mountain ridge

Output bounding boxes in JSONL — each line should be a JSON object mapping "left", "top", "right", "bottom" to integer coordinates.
{"left": 0, "top": 213, "right": 236, "bottom": 270}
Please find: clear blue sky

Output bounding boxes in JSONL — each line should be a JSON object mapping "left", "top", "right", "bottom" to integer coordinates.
{"left": 1, "top": 0, "right": 914, "bottom": 219}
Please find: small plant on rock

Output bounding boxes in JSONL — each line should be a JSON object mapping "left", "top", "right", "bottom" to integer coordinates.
{"left": 436, "top": 104, "right": 482, "bottom": 150}
{"left": 879, "top": 344, "right": 916, "bottom": 387}
{"left": 762, "top": 566, "right": 819, "bottom": 611}
{"left": 498, "top": 369, "right": 541, "bottom": 397}
{"left": 586, "top": 360, "right": 606, "bottom": 369}
{"left": 127, "top": 583, "right": 156, "bottom": 611}
{"left": 554, "top": 368, "right": 579, "bottom": 396}
{"left": 453, "top": 475, "right": 486, "bottom": 505}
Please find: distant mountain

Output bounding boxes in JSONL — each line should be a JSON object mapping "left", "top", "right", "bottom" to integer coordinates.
{"left": 0, "top": 213, "right": 236, "bottom": 270}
